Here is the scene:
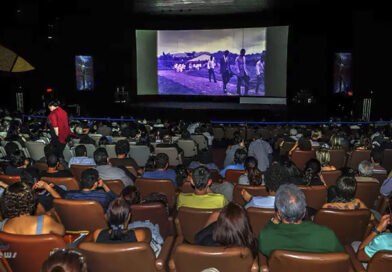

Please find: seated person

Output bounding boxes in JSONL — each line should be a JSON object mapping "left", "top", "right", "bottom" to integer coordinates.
{"left": 156, "top": 134, "right": 183, "bottom": 154}
{"left": 3, "top": 141, "right": 19, "bottom": 161}
{"left": 94, "top": 148, "right": 134, "bottom": 187}
{"left": 303, "top": 159, "right": 327, "bottom": 186}
{"left": 356, "top": 214, "right": 392, "bottom": 261}
{"left": 4, "top": 150, "right": 28, "bottom": 176}
{"left": 288, "top": 136, "right": 312, "bottom": 156}
{"left": 316, "top": 149, "right": 336, "bottom": 171}
{"left": 40, "top": 153, "right": 73, "bottom": 178}
{"left": 68, "top": 145, "right": 95, "bottom": 168}
{"left": 356, "top": 160, "right": 379, "bottom": 183}
{"left": 110, "top": 140, "right": 142, "bottom": 175}
{"left": 0, "top": 182, "right": 64, "bottom": 235}
{"left": 220, "top": 148, "right": 247, "bottom": 178}
{"left": 258, "top": 184, "right": 344, "bottom": 257}
{"left": 188, "top": 151, "right": 219, "bottom": 172}
{"left": 93, "top": 198, "right": 147, "bottom": 243}
{"left": 177, "top": 166, "right": 227, "bottom": 209}
{"left": 242, "top": 163, "right": 288, "bottom": 209}
{"left": 42, "top": 248, "right": 88, "bottom": 272}
{"left": 194, "top": 202, "right": 257, "bottom": 258}
{"left": 142, "top": 153, "right": 177, "bottom": 188}
{"left": 223, "top": 133, "right": 245, "bottom": 168}
{"left": 370, "top": 149, "right": 387, "bottom": 175}
{"left": 238, "top": 156, "right": 263, "bottom": 186}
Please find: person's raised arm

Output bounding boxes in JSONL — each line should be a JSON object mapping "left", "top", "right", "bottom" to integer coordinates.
{"left": 33, "top": 181, "right": 61, "bottom": 199}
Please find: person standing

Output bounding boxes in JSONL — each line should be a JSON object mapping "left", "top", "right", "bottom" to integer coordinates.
{"left": 236, "top": 49, "right": 250, "bottom": 95}
{"left": 220, "top": 50, "right": 231, "bottom": 93}
{"left": 207, "top": 56, "right": 217, "bottom": 83}
{"left": 48, "top": 100, "right": 72, "bottom": 159}
{"left": 255, "top": 54, "right": 264, "bottom": 94}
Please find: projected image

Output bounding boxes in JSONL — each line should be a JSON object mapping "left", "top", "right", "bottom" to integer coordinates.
{"left": 157, "top": 28, "right": 266, "bottom": 96}
{"left": 75, "top": 55, "right": 94, "bottom": 91}
{"left": 333, "top": 53, "right": 352, "bottom": 94}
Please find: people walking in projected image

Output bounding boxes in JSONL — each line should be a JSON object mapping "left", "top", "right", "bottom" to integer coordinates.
{"left": 207, "top": 56, "right": 217, "bottom": 83}
{"left": 255, "top": 54, "right": 265, "bottom": 94}
{"left": 220, "top": 50, "right": 232, "bottom": 94}
{"left": 236, "top": 49, "right": 250, "bottom": 95}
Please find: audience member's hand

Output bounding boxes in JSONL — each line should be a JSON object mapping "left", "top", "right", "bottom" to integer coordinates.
{"left": 241, "top": 189, "right": 252, "bottom": 202}
{"left": 376, "top": 214, "right": 391, "bottom": 233}
{"left": 33, "top": 181, "right": 49, "bottom": 190}
{"left": 272, "top": 212, "right": 281, "bottom": 224}
{"left": 97, "top": 179, "right": 104, "bottom": 187}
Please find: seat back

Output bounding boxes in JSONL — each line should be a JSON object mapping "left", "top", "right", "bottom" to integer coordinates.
{"left": 104, "top": 144, "right": 117, "bottom": 159}
{"left": 372, "top": 173, "right": 387, "bottom": 184}
{"left": 268, "top": 250, "right": 351, "bottom": 272}
{"left": 313, "top": 208, "right": 371, "bottom": 245}
{"left": 225, "top": 169, "right": 245, "bottom": 184}
{"left": 135, "top": 178, "right": 176, "bottom": 210}
{"left": 382, "top": 149, "right": 392, "bottom": 173}
{"left": 78, "top": 241, "right": 157, "bottom": 272}
{"left": 298, "top": 185, "right": 327, "bottom": 210}
{"left": 291, "top": 150, "right": 316, "bottom": 171}
{"left": 233, "top": 185, "right": 268, "bottom": 205}
{"left": 177, "top": 140, "right": 198, "bottom": 157}
{"left": 129, "top": 145, "right": 151, "bottom": 167}
{"left": 131, "top": 202, "right": 173, "bottom": 238}
{"left": 210, "top": 169, "right": 221, "bottom": 183}
{"left": 367, "top": 250, "right": 392, "bottom": 272}
{"left": 75, "top": 144, "right": 96, "bottom": 158}
{"left": 62, "top": 144, "right": 74, "bottom": 162}
{"left": 0, "top": 232, "right": 66, "bottom": 272}
{"left": 280, "top": 142, "right": 296, "bottom": 156}
{"left": 347, "top": 150, "right": 371, "bottom": 170}
{"left": 0, "top": 175, "right": 20, "bottom": 185}
{"left": 155, "top": 147, "right": 182, "bottom": 166}
{"left": 53, "top": 199, "right": 107, "bottom": 232}
{"left": 321, "top": 170, "right": 342, "bottom": 187}
{"left": 35, "top": 161, "right": 48, "bottom": 172}
{"left": 25, "top": 141, "right": 45, "bottom": 161}
{"left": 103, "top": 179, "right": 124, "bottom": 195}
{"left": 41, "top": 177, "right": 80, "bottom": 190}
{"left": 213, "top": 127, "right": 224, "bottom": 141}
{"left": 176, "top": 207, "right": 221, "bottom": 243}
{"left": 111, "top": 137, "right": 127, "bottom": 143}
{"left": 170, "top": 244, "right": 257, "bottom": 272}
{"left": 355, "top": 182, "right": 380, "bottom": 209}
{"left": 88, "top": 134, "right": 103, "bottom": 146}
{"left": 247, "top": 207, "right": 275, "bottom": 238}
{"left": 191, "top": 135, "right": 208, "bottom": 151}
{"left": 70, "top": 164, "right": 95, "bottom": 183}
{"left": 328, "top": 149, "right": 346, "bottom": 169}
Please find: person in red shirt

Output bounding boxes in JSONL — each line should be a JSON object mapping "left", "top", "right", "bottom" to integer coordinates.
{"left": 48, "top": 100, "right": 72, "bottom": 159}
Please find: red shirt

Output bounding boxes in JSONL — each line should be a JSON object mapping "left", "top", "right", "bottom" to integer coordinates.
{"left": 48, "top": 107, "right": 71, "bottom": 144}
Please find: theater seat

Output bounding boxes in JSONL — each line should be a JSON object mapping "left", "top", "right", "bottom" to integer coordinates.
{"left": 298, "top": 185, "right": 327, "bottom": 210}
{"left": 313, "top": 208, "right": 371, "bottom": 245}
{"left": 41, "top": 176, "right": 80, "bottom": 190}
{"left": 321, "top": 170, "right": 342, "bottom": 187}
{"left": 355, "top": 182, "right": 380, "bottom": 209}
{"left": 246, "top": 207, "right": 275, "bottom": 238}
{"left": 264, "top": 250, "right": 352, "bottom": 272}
{"left": 169, "top": 244, "right": 258, "bottom": 272}
{"left": 177, "top": 140, "right": 198, "bottom": 158}
{"left": 0, "top": 175, "right": 20, "bottom": 185}
{"left": 347, "top": 150, "right": 371, "bottom": 170}
{"left": 329, "top": 149, "right": 346, "bottom": 169}
{"left": 291, "top": 150, "right": 316, "bottom": 171}
{"left": 70, "top": 164, "right": 95, "bottom": 183}
{"left": 233, "top": 184, "right": 268, "bottom": 205}
{"left": 53, "top": 199, "right": 107, "bottom": 232}
{"left": 191, "top": 134, "right": 208, "bottom": 151}
{"left": 135, "top": 178, "right": 177, "bottom": 210}
{"left": 0, "top": 231, "right": 66, "bottom": 272}
{"left": 155, "top": 147, "right": 183, "bottom": 166}
{"left": 78, "top": 236, "right": 174, "bottom": 272}
{"left": 367, "top": 250, "right": 392, "bottom": 272}
{"left": 103, "top": 179, "right": 124, "bottom": 195}
{"left": 224, "top": 169, "right": 245, "bottom": 184}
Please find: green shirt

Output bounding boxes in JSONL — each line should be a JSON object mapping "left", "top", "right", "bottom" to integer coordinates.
{"left": 258, "top": 220, "right": 344, "bottom": 257}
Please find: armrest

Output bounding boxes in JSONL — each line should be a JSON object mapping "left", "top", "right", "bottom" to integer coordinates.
{"left": 251, "top": 257, "right": 259, "bottom": 272}
{"left": 167, "top": 216, "right": 175, "bottom": 236}
{"left": 168, "top": 236, "right": 184, "bottom": 272}
{"left": 258, "top": 252, "right": 269, "bottom": 272}
{"left": 155, "top": 236, "right": 174, "bottom": 271}
{"left": 344, "top": 245, "right": 365, "bottom": 272}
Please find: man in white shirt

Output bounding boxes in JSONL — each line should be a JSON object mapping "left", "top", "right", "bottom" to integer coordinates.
{"left": 235, "top": 49, "right": 250, "bottom": 95}
{"left": 207, "top": 56, "right": 217, "bottom": 83}
{"left": 255, "top": 54, "right": 265, "bottom": 94}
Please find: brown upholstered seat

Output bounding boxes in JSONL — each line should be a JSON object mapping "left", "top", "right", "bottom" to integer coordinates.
{"left": 0, "top": 175, "right": 20, "bottom": 185}
{"left": 291, "top": 150, "right": 316, "bottom": 171}
{"left": 321, "top": 170, "right": 342, "bottom": 187}
{"left": 70, "top": 164, "right": 95, "bottom": 183}
{"left": 233, "top": 184, "right": 268, "bottom": 205}
{"left": 34, "top": 161, "right": 49, "bottom": 172}
{"left": 265, "top": 250, "right": 351, "bottom": 272}
{"left": 131, "top": 202, "right": 174, "bottom": 238}
{"left": 0, "top": 231, "right": 66, "bottom": 272}
{"left": 313, "top": 208, "right": 371, "bottom": 245}
{"left": 169, "top": 244, "right": 258, "bottom": 272}
{"left": 175, "top": 207, "right": 221, "bottom": 243}
{"left": 367, "top": 250, "right": 392, "bottom": 272}
{"left": 135, "top": 178, "right": 177, "bottom": 210}
{"left": 382, "top": 149, "right": 392, "bottom": 173}
{"left": 347, "top": 150, "right": 371, "bottom": 170}
{"left": 247, "top": 207, "right": 275, "bottom": 238}
{"left": 41, "top": 176, "right": 80, "bottom": 190}
{"left": 125, "top": 165, "right": 138, "bottom": 177}
{"left": 372, "top": 173, "right": 387, "bottom": 184}
{"left": 103, "top": 179, "right": 124, "bottom": 195}
{"left": 298, "top": 185, "right": 327, "bottom": 210}
{"left": 224, "top": 169, "right": 245, "bottom": 184}
{"left": 210, "top": 169, "right": 222, "bottom": 183}
{"left": 329, "top": 149, "right": 346, "bottom": 169}
{"left": 78, "top": 236, "right": 174, "bottom": 272}
{"left": 355, "top": 182, "right": 380, "bottom": 209}
{"left": 53, "top": 199, "right": 107, "bottom": 232}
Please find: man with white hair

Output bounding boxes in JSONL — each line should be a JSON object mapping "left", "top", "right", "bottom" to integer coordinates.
{"left": 258, "top": 184, "right": 344, "bottom": 257}
{"left": 356, "top": 160, "right": 379, "bottom": 183}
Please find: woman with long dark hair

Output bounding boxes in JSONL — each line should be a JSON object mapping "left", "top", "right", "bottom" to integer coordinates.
{"left": 238, "top": 157, "right": 263, "bottom": 186}
{"left": 194, "top": 202, "right": 258, "bottom": 258}
{"left": 303, "top": 158, "right": 326, "bottom": 186}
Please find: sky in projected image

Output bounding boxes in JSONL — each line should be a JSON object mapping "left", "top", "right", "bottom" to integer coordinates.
{"left": 158, "top": 28, "right": 266, "bottom": 55}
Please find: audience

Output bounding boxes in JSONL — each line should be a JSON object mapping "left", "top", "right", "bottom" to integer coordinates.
{"left": 238, "top": 156, "right": 263, "bottom": 186}
{"left": 142, "top": 153, "right": 177, "bottom": 187}
{"left": 220, "top": 148, "right": 247, "bottom": 177}
{"left": 110, "top": 139, "right": 141, "bottom": 174}
{"left": 316, "top": 149, "right": 336, "bottom": 171}
{"left": 303, "top": 158, "right": 326, "bottom": 186}
{"left": 42, "top": 248, "right": 88, "bottom": 272}
{"left": 370, "top": 149, "right": 387, "bottom": 175}
{"left": 356, "top": 160, "right": 379, "bottom": 183}
{"left": 188, "top": 151, "right": 219, "bottom": 171}
{"left": 40, "top": 153, "right": 73, "bottom": 178}
{"left": 248, "top": 132, "right": 273, "bottom": 172}
{"left": 258, "top": 184, "right": 344, "bottom": 257}
{"left": 223, "top": 133, "right": 245, "bottom": 168}
{"left": 68, "top": 145, "right": 95, "bottom": 168}
{"left": 5, "top": 150, "right": 29, "bottom": 175}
